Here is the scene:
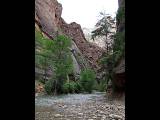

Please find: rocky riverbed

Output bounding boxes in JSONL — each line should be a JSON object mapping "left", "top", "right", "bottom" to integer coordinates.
{"left": 35, "top": 92, "right": 125, "bottom": 120}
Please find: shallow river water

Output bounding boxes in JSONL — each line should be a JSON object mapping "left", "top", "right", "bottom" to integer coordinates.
{"left": 35, "top": 92, "right": 125, "bottom": 120}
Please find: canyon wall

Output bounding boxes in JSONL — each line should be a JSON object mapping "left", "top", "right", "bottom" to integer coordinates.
{"left": 35, "top": 0, "right": 104, "bottom": 78}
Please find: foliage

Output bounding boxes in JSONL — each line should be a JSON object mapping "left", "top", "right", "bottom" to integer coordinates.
{"left": 98, "top": 6, "right": 125, "bottom": 92}
{"left": 91, "top": 12, "right": 116, "bottom": 53}
{"left": 51, "top": 35, "right": 73, "bottom": 94}
{"left": 38, "top": 79, "right": 46, "bottom": 84}
{"left": 74, "top": 82, "right": 83, "bottom": 93}
{"left": 52, "top": 35, "right": 73, "bottom": 78}
{"left": 93, "top": 80, "right": 107, "bottom": 92}
{"left": 35, "top": 30, "right": 54, "bottom": 84}
{"left": 97, "top": 82, "right": 107, "bottom": 92}
{"left": 45, "top": 77, "right": 65, "bottom": 95}
{"left": 62, "top": 81, "right": 82, "bottom": 94}
{"left": 44, "top": 79, "right": 54, "bottom": 95}
{"left": 35, "top": 30, "right": 74, "bottom": 95}
{"left": 80, "top": 69, "right": 96, "bottom": 93}
{"left": 62, "top": 82, "right": 71, "bottom": 93}
{"left": 113, "top": 30, "right": 125, "bottom": 59}
{"left": 99, "top": 31, "right": 125, "bottom": 88}
{"left": 91, "top": 13, "right": 115, "bottom": 39}
{"left": 116, "top": 6, "right": 125, "bottom": 23}
{"left": 62, "top": 82, "right": 75, "bottom": 93}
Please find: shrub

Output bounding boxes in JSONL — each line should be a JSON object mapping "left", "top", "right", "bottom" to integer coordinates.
{"left": 44, "top": 79, "right": 54, "bottom": 95}
{"left": 74, "top": 82, "right": 83, "bottom": 93}
{"left": 80, "top": 69, "right": 96, "bottom": 93}
{"left": 39, "top": 79, "right": 45, "bottom": 84}
{"left": 98, "top": 82, "right": 107, "bottom": 92}
{"left": 36, "top": 34, "right": 74, "bottom": 95}
{"left": 62, "top": 82, "right": 74, "bottom": 93}
{"left": 62, "top": 81, "right": 82, "bottom": 93}
{"left": 62, "top": 82, "right": 70, "bottom": 93}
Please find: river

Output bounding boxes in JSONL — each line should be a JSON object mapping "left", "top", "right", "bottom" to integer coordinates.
{"left": 35, "top": 92, "right": 125, "bottom": 120}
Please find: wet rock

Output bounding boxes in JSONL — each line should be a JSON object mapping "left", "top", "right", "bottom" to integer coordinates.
{"left": 92, "top": 116, "right": 97, "bottom": 119}
{"left": 117, "top": 106, "right": 124, "bottom": 110}
{"left": 101, "top": 115, "right": 106, "bottom": 120}
{"left": 96, "top": 110, "right": 100, "bottom": 113}
{"left": 97, "top": 114, "right": 102, "bottom": 117}
{"left": 78, "top": 113, "right": 83, "bottom": 116}
{"left": 35, "top": 93, "right": 125, "bottom": 120}
{"left": 109, "top": 114, "right": 123, "bottom": 119}
{"left": 99, "top": 111, "right": 104, "bottom": 114}
{"left": 62, "top": 105, "right": 67, "bottom": 108}
{"left": 54, "top": 114, "right": 62, "bottom": 117}
{"left": 77, "top": 117, "right": 83, "bottom": 119}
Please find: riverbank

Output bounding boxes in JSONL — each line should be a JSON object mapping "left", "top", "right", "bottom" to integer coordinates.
{"left": 35, "top": 92, "right": 125, "bottom": 120}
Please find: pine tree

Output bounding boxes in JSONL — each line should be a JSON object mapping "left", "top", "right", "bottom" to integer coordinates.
{"left": 91, "top": 12, "right": 116, "bottom": 54}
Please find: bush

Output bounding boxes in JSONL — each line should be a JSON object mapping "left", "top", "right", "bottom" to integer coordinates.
{"left": 62, "top": 82, "right": 75, "bottom": 93}
{"left": 39, "top": 79, "right": 45, "bottom": 84}
{"left": 62, "top": 81, "right": 82, "bottom": 94}
{"left": 44, "top": 79, "right": 54, "bottom": 95}
{"left": 80, "top": 69, "right": 96, "bottom": 93}
{"left": 74, "top": 82, "right": 83, "bottom": 93}
{"left": 97, "top": 82, "right": 107, "bottom": 92}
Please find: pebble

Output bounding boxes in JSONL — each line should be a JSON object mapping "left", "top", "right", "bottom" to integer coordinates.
{"left": 77, "top": 117, "right": 83, "bottom": 119}
{"left": 102, "top": 115, "right": 106, "bottom": 118}
{"left": 78, "top": 113, "right": 83, "bottom": 116}
{"left": 36, "top": 93, "right": 125, "bottom": 120}
{"left": 62, "top": 105, "right": 67, "bottom": 108}
{"left": 54, "top": 114, "right": 62, "bottom": 117}
{"left": 101, "top": 116, "right": 106, "bottom": 120}
{"left": 100, "top": 111, "right": 104, "bottom": 114}
{"left": 97, "top": 114, "right": 102, "bottom": 117}
{"left": 92, "top": 116, "right": 97, "bottom": 119}
{"left": 109, "top": 114, "right": 123, "bottom": 119}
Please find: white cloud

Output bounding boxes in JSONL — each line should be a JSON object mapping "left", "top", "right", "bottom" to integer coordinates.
{"left": 57, "top": 0, "right": 118, "bottom": 28}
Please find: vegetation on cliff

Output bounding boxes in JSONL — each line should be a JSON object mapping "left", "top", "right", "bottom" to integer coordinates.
{"left": 91, "top": 5, "right": 125, "bottom": 93}
{"left": 35, "top": 30, "right": 97, "bottom": 95}
{"left": 35, "top": 0, "right": 125, "bottom": 95}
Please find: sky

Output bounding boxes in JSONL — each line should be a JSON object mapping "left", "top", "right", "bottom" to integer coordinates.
{"left": 57, "top": 0, "right": 118, "bottom": 29}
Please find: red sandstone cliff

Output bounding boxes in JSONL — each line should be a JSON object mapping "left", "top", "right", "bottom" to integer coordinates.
{"left": 35, "top": 0, "right": 104, "bottom": 72}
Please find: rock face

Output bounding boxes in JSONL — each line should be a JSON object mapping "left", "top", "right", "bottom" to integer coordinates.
{"left": 114, "top": 58, "right": 125, "bottom": 91}
{"left": 35, "top": 0, "right": 62, "bottom": 38}
{"left": 113, "top": 0, "right": 125, "bottom": 92}
{"left": 35, "top": 0, "right": 104, "bottom": 76}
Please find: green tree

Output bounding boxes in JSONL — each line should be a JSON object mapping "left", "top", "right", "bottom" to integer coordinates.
{"left": 100, "top": 6, "right": 125, "bottom": 92}
{"left": 35, "top": 30, "right": 73, "bottom": 94}
{"left": 80, "top": 69, "right": 96, "bottom": 93}
{"left": 91, "top": 13, "right": 116, "bottom": 88}
{"left": 44, "top": 35, "right": 73, "bottom": 94}
{"left": 35, "top": 30, "right": 53, "bottom": 82}
{"left": 91, "top": 12, "right": 116, "bottom": 54}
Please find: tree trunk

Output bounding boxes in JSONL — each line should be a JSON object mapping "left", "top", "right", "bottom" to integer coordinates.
{"left": 54, "top": 79, "right": 57, "bottom": 95}
{"left": 67, "top": 74, "right": 69, "bottom": 83}
{"left": 44, "top": 57, "right": 47, "bottom": 83}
